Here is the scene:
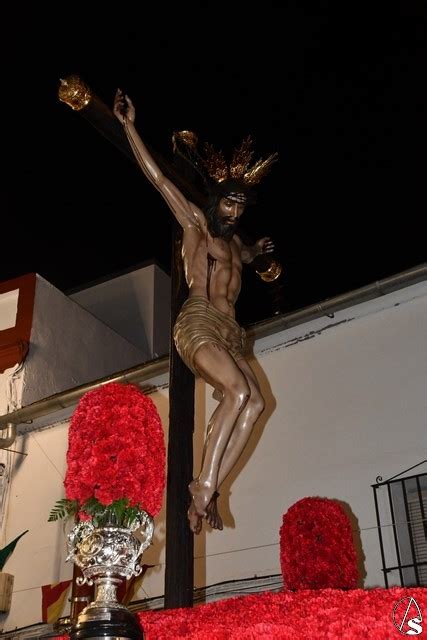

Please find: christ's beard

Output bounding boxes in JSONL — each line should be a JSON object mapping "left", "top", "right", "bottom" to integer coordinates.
{"left": 208, "top": 216, "right": 238, "bottom": 240}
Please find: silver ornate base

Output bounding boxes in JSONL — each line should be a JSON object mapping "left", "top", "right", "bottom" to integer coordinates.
{"left": 67, "top": 516, "right": 153, "bottom": 640}
{"left": 71, "top": 604, "right": 142, "bottom": 639}
{"left": 70, "top": 575, "right": 143, "bottom": 639}
{"left": 70, "top": 607, "right": 144, "bottom": 640}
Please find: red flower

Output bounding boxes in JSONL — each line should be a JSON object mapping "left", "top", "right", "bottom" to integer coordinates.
{"left": 53, "top": 587, "right": 427, "bottom": 639}
{"left": 279, "top": 497, "right": 358, "bottom": 590}
{"left": 64, "top": 382, "right": 165, "bottom": 517}
{"left": 136, "top": 587, "right": 427, "bottom": 639}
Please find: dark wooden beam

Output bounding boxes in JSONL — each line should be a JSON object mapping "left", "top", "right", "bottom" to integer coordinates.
{"left": 164, "top": 222, "right": 195, "bottom": 608}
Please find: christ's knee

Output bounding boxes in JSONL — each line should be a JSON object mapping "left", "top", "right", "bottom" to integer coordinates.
{"left": 224, "top": 379, "right": 250, "bottom": 413}
{"left": 247, "top": 389, "right": 265, "bottom": 421}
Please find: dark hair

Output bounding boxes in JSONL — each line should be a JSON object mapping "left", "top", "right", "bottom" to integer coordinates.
{"left": 207, "top": 178, "right": 256, "bottom": 205}
{"left": 205, "top": 178, "right": 256, "bottom": 220}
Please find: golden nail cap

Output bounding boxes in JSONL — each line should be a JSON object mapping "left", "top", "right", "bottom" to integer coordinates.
{"left": 172, "top": 130, "right": 199, "bottom": 152}
{"left": 255, "top": 259, "right": 283, "bottom": 282}
{"left": 58, "top": 75, "right": 92, "bottom": 111}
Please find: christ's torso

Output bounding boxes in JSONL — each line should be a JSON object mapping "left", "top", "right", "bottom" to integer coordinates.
{"left": 181, "top": 209, "right": 242, "bottom": 318}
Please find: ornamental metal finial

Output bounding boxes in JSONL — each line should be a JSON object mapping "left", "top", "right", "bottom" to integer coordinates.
{"left": 58, "top": 75, "right": 92, "bottom": 111}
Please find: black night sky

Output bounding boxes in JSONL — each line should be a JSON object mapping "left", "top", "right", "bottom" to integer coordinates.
{"left": 6, "top": 3, "right": 426, "bottom": 325}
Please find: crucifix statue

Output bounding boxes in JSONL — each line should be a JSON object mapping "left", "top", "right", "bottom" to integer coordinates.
{"left": 113, "top": 90, "right": 278, "bottom": 535}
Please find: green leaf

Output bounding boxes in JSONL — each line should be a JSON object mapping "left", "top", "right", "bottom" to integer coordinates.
{"left": 0, "top": 530, "right": 29, "bottom": 571}
{"left": 48, "top": 499, "right": 79, "bottom": 522}
{"left": 81, "top": 498, "right": 106, "bottom": 527}
{"left": 124, "top": 504, "right": 141, "bottom": 528}
{"left": 111, "top": 498, "right": 128, "bottom": 524}
{"left": 50, "top": 497, "right": 146, "bottom": 529}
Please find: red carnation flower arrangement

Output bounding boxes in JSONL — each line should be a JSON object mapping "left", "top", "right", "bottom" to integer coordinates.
{"left": 280, "top": 496, "right": 358, "bottom": 590}
{"left": 49, "top": 382, "right": 166, "bottom": 527}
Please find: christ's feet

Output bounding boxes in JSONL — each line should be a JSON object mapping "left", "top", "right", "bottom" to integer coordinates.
{"left": 187, "top": 482, "right": 224, "bottom": 533}
{"left": 205, "top": 491, "right": 223, "bottom": 530}
{"left": 188, "top": 479, "right": 212, "bottom": 517}
{"left": 188, "top": 499, "right": 203, "bottom": 534}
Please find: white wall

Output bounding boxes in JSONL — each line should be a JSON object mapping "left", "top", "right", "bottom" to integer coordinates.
{"left": 1, "top": 281, "right": 426, "bottom": 631}
{"left": 153, "top": 267, "right": 172, "bottom": 358}
{"left": 20, "top": 276, "right": 145, "bottom": 408}
{"left": 70, "top": 264, "right": 171, "bottom": 359}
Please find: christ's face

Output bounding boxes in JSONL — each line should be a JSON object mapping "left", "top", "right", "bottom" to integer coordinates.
{"left": 217, "top": 196, "right": 246, "bottom": 227}
{"left": 206, "top": 191, "right": 247, "bottom": 240}
{"left": 213, "top": 194, "right": 246, "bottom": 239}
{"left": 210, "top": 197, "right": 245, "bottom": 240}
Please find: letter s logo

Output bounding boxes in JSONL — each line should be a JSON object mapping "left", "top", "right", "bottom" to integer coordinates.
{"left": 406, "top": 617, "right": 422, "bottom": 635}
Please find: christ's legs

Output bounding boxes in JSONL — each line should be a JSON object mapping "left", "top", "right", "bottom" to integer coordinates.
{"left": 204, "top": 359, "right": 264, "bottom": 530}
{"left": 215, "top": 358, "right": 264, "bottom": 487}
{"left": 188, "top": 343, "right": 250, "bottom": 529}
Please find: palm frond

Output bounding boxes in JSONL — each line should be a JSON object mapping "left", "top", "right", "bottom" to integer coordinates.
{"left": 0, "top": 530, "right": 29, "bottom": 570}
